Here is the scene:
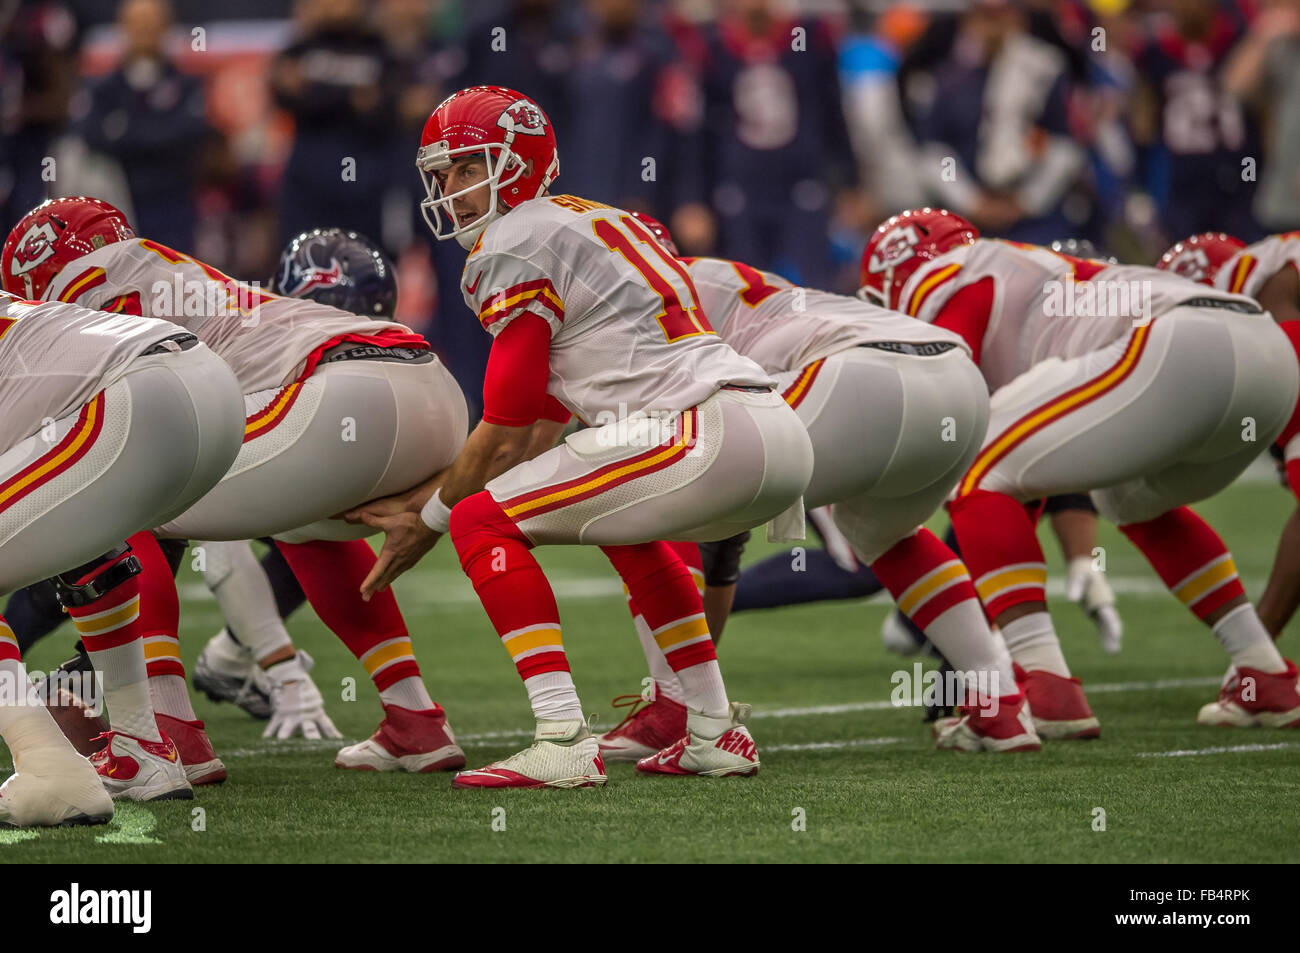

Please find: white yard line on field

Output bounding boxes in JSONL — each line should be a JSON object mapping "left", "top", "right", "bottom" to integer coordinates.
{"left": 1137, "top": 742, "right": 1300, "bottom": 758}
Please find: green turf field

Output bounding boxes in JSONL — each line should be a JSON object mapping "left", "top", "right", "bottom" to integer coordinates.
{"left": 5, "top": 473, "right": 1300, "bottom": 863}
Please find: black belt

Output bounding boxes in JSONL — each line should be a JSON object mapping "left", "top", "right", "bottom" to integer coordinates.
{"left": 320, "top": 343, "right": 434, "bottom": 365}
{"left": 141, "top": 332, "right": 199, "bottom": 355}
{"left": 1179, "top": 296, "right": 1263, "bottom": 315}
{"left": 721, "top": 384, "right": 774, "bottom": 393}
{"left": 858, "top": 340, "right": 961, "bottom": 356}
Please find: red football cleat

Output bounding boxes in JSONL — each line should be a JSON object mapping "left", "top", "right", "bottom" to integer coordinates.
{"left": 156, "top": 713, "right": 227, "bottom": 785}
{"left": 932, "top": 692, "right": 1042, "bottom": 752}
{"left": 1016, "top": 664, "right": 1100, "bottom": 739}
{"left": 1199, "top": 659, "right": 1300, "bottom": 728}
{"left": 335, "top": 704, "right": 466, "bottom": 772}
{"left": 597, "top": 688, "right": 687, "bottom": 763}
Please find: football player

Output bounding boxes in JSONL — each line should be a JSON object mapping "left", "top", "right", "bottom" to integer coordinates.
{"left": 593, "top": 213, "right": 1038, "bottom": 758}
{"left": 193, "top": 229, "right": 402, "bottom": 739}
{"left": 348, "top": 85, "right": 815, "bottom": 788}
{"left": 1160, "top": 231, "right": 1300, "bottom": 654}
{"left": 864, "top": 209, "right": 1300, "bottom": 737}
{"left": 2, "top": 199, "right": 470, "bottom": 777}
{"left": 0, "top": 286, "right": 244, "bottom": 818}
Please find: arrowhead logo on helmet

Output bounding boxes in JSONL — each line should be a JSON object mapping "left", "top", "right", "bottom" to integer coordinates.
{"left": 499, "top": 100, "right": 547, "bottom": 137}
{"left": 1156, "top": 232, "right": 1244, "bottom": 287}
{"left": 859, "top": 208, "right": 978, "bottom": 312}
{"left": 8, "top": 221, "right": 60, "bottom": 276}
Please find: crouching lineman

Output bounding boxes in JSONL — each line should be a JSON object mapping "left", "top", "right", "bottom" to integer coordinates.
{"left": 349, "top": 85, "right": 814, "bottom": 788}
{"left": 596, "top": 213, "right": 1039, "bottom": 758}
{"left": 2, "top": 199, "right": 470, "bottom": 778}
{"left": 191, "top": 229, "right": 404, "bottom": 738}
{"left": 0, "top": 289, "right": 243, "bottom": 822}
{"left": 866, "top": 209, "right": 1300, "bottom": 738}
{"left": 1160, "top": 231, "right": 1300, "bottom": 698}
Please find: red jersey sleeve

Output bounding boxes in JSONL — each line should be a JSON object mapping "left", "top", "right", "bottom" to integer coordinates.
{"left": 481, "top": 312, "right": 552, "bottom": 427}
{"left": 931, "top": 277, "right": 994, "bottom": 368}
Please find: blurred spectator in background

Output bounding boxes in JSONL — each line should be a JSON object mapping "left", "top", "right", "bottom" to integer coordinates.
{"left": 696, "top": 0, "right": 856, "bottom": 289}
{"left": 907, "top": 0, "right": 1087, "bottom": 244}
{"left": 270, "top": 0, "right": 399, "bottom": 251}
{"left": 71, "top": 0, "right": 209, "bottom": 251}
{"left": 1, "top": 0, "right": 79, "bottom": 227}
{"left": 1223, "top": 0, "right": 1300, "bottom": 233}
{"left": 1130, "top": 0, "right": 1261, "bottom": 243}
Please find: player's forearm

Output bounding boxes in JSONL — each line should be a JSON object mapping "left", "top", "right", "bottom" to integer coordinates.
{"left": 438, "top": 420, "right": 531, "bottom": 509}
{"left": 1257, "top": 505, "right": 1300, "bottom": 638}
{"left": 524, "top": 418, "right": 566, "bottom": 460}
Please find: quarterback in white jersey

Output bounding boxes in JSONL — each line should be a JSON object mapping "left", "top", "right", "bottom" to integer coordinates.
{"left": 4, "top": 198, "right": 471, "bottom": 779}
{"left": 595, "top": 226, "right": 1038, "bottom": 757}
{"left": 350, "top": 85, "right": 814, "bottom": 789}
{"left": 863, "top": 209, "right": 1300, "bottom": 739}
{"left": 0, "top": 290, "right": 243, "bottom": 819}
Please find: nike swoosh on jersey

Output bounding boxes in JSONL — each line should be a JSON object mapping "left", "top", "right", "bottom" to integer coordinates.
{"left": 466, "top": 271, "right": 483, "bottom": 295}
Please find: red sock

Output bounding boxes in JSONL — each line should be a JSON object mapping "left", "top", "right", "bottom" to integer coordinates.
{"left": 604, "top": 543, "right": 715, "bottom": 672}
{"left": 275, "top": 539, "right": 420, "bottom": 692}
{"left": 128, "top": 531, "right": 183, "bottom": 679}
{"left": 450, "top": 492, "right": 570, "bottom": 683}
{"left": 1120, "top": 507, "right": 1244, "bottom": 622}
{"left": 871, "top": 528, "right": 981, "bottom": 630}
{"left": 949, "top": 490, "right": 1048, "bottom": 619}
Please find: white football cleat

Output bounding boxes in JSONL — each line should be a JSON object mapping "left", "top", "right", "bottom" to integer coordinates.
{"left": 193, "top": 628, "right": 272, "bottom": 719}
{"left": 452, "top": 719, "right": 606, "bottom": 789}
{"left": 636, "top": 702, "right": 759, "bottom": 777}
{"left": 90, "top": 730, "right": 193, "bottom": 802}
{"left": 0, "top": 748, "right": 114, "bottom": 827}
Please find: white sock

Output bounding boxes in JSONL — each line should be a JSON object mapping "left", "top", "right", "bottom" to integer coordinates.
{"left": 523, "top": 670, "right": 583, "bottom": 722}
{"left": 632, "top": 611, "right": 686, "bottom": 704}
{"left": 0, "top": 659, "right": 83, "bottom": 771}
{"left": 202, "top": 540, "right": 294, "bottom": 663}
{"left": 1214, "top": 604, "right": 1286, "bottom": 672}
{"left": 149, "top": 673, "right": 197, "bottom": 722}
{"left": 1000, "top": 612, "right": 1071, "bottom": 677}
{"left": 82, "top": 638, "right": 162, "bottom": 740}
{"left": 674, "top": 659, "right": 729, "bottom": 718}
{"left": 920, "top": 601, "right": 1018, "bottom": 699}
{"left": 379, "top": 676, "right": 434, "bottom": 712}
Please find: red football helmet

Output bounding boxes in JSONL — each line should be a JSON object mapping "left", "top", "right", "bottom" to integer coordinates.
{"left": 416, "top": 86, "right": 560, "bottom": 249}
{"left": 1155, "top": 232, "right": 1245, "bottom": 287}
{"left": 3, "top": 197, "right": 134, "bottom": 301}
{"left": 860, "top": 208, "right": 978, "bottom": 312}
{"left": 627, "top": 211, "right": 678, "bottom": 256}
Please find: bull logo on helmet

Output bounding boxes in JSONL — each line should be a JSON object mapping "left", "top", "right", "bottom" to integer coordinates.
{"left": 498, "top": 99, "right": 547, "bottom": 137}
{"left": 9, "top": 221, "right": 59, "bottom": 276}
{"left": 868, "top": 224, "right": 921, "bottom": 274}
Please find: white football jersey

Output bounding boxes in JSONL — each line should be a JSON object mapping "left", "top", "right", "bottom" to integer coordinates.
{"left": 0, "top": 291, "right": 187, "bottom": 450}
{"left": 905, "top": 240, "right": 1250, "bottom": 390}
{"left": 461, "top": 194, "right": 771, "bottom": 422}
{"left": 44, "top": 239, "right": 416, "bottom": 392}
{"left": 1217, "top": 233, "right": 1300, "bottom": 298}
{"left": 685, "top": 256, "right": 966, "bottom": 373}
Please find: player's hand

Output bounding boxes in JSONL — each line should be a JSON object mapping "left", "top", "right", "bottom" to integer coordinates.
{"left": 262, "top": 652, "right": 341, "bottom": 741}
{"left": 1066, "top": 556, "right": 1123, "bottom": 655}
{"left": 354, "top": 510, "right": 441, "bottom": 599}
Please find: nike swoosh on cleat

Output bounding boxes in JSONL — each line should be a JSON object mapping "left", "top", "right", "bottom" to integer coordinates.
{"left": 656, "top": 753, "right": 676, "bottom": 766}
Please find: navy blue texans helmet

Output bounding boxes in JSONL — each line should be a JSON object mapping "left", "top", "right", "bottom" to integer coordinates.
{"left": 271, "top": 228, "right": 397, "bottom": 318}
